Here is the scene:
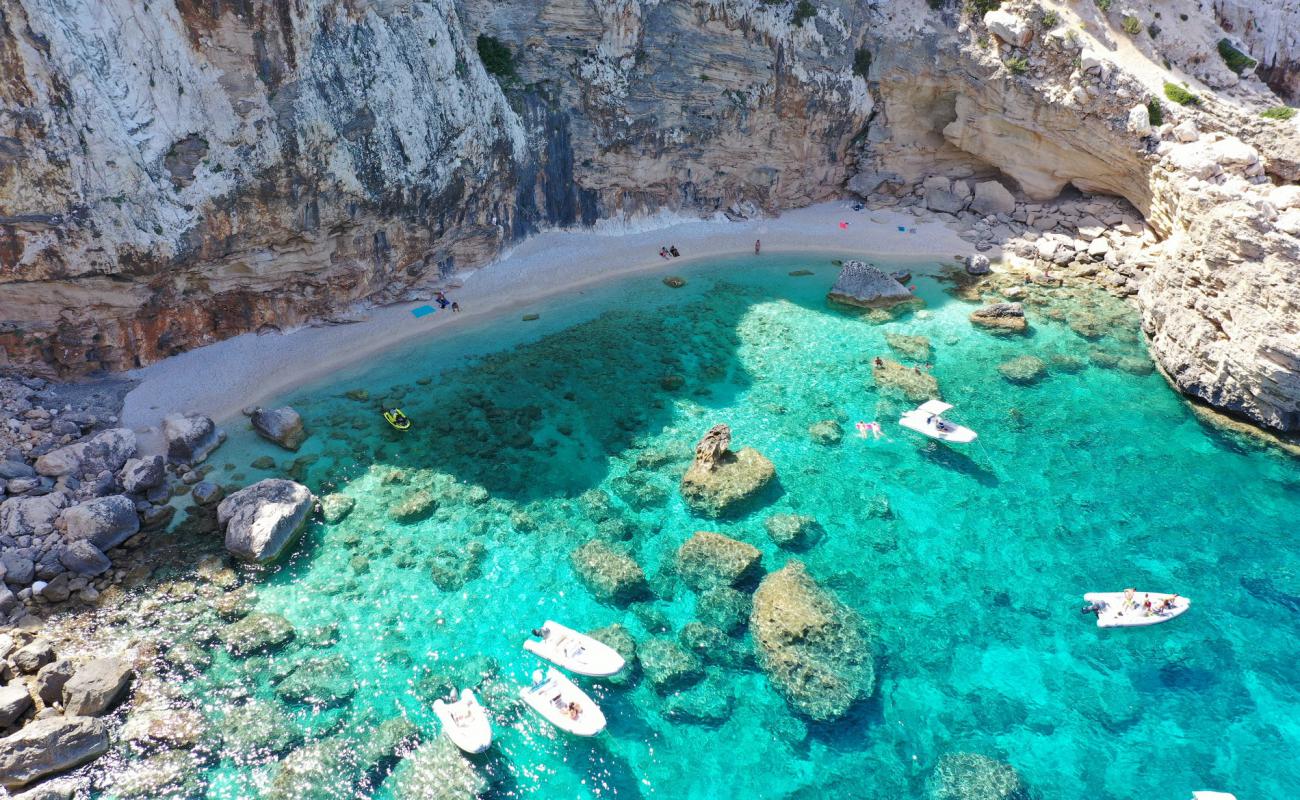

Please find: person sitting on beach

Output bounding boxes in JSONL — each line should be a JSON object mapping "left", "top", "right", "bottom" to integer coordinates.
{"left": 659, "top": 247, "right": 670, "bottom": 259}
{"left": 452, "top": 302, "right": 460, "bottom": 312}
{"left": 670, "top": 245, "right": 680, "bottom": 257}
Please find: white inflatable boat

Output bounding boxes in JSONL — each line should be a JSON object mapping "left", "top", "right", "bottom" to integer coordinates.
{"left": 433, "top": 688, "right": 493, "bottom": 754}
{"left": 1083, "top": 590, "right": 1190, "bottom": 628}
{"left": 899, "top": 400, "right": 977, "bottom": 443}
{"left": 520, "top": 668, "right": 606, "bottom": 736}
{"left": 523, "top": 620, "right": 625, "bottom": 677}
{"left": 1191, "top": 792, "right": 1236, "bottom": 800}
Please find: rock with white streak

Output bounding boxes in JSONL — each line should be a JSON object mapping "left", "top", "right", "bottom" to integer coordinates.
{"left": 0, "top": 716, "right": 110, "bottom": 789}
{"left": 58, "top": 495, "right": 140, "bottom": 550}
{"left": 162, "top": 413, "right": 223, "bottom": 465}
{"left": 217, "top": 479, "right": 315, "bottom": 563}
{"left": 34, "top": 429, "right": 136, "bottom": 478}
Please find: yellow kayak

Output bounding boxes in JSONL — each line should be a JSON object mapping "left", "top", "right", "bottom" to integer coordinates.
{"left": 383, "top": 409, "right": 412, "bottom": 431}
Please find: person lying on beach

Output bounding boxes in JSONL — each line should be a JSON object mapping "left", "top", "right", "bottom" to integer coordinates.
{"left": 669, "top": 245, "right": 680, "bottom": 257}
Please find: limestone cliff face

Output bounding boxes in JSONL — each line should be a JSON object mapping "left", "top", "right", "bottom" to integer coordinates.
{"left": 0, "top": 0, "right": 869, "bottom": 375}
{"left": 1214, "top": 0, "right": 1300, "bottom": 102}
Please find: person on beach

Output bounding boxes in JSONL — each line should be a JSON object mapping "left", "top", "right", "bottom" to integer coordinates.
{"left": 452, "top": 302, "right": 460, "bottom": 312}
{"left": 660, "top": 247, "right": 670, "bottom": 259}
{"left": 670, "top": 245, "right": 680, "bottom": 257}
{"left": 755, "top": 239, "right": 761, "bottom": 255}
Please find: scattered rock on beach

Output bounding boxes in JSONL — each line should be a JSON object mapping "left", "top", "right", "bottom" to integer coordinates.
{"left": 827, "top": 261, "right": 916, "bottom": 309}
{"left": 61, "top": 657, "right": 134, "bottom": 716}
{"left": 751, "top": 561, "right": 875, "bottom": 722}
{"left": 970, "top": 303, "right": 1027, "bottom": 333}
{"left": 162, "top": 414, "right": 223, "bottom": 465}
{"left": 35, "top": 428, "right": 136, "bottom": 478}
{"left": 570, "top": 540, "right": 649, "bottom": 606}
{"left": 58, "top": 495, "right": 139, "bottom": 551}
{"left": 675, "top": 531, "right": 762, "bottom": 591}
{"left": 251, "top": 407, "right": 308, "bottom": 452}
{"left": 218, "top": 479, "right": 315, "bottom": 563}
{"left": 119, "top": 455, "right": 165, "bottom": 493}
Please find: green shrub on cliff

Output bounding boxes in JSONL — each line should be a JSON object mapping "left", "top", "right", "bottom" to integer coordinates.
{"left": 964, "top": 0, "right": 1000, "bottom": 14}
{"left": 1163, "top": 81, "right": 1199, "bottom": 106}
{"left": 1004, "top": 54, "right": 1029, "bottom": 75}
{"left": 1147, "top": 98, "right": 1164, "bottom": 126}
{"left": 1217, "top": 39, "right": 1257, "bottom": 75}
{"left": 793, "top": 0, "right": 816, "bottom": 25}
{"left": 476, "top": 35, "right": 515, "bottom": 78}
{"left": 1121, "top": 15, "right": 1143, "bottom": 35}
{"left": 1094, "top": 0, "right": 1112, "bottom": 11}
{"left": 853, "top": 47, "right": 872, "bottom": 79}
{"left": 1261, "top": 105, "right": 1296, "bottom": 121}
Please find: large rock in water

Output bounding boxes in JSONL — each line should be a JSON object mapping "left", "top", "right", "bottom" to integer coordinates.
{"left": 217, "top": 479, "right": 315, "bottom": 563}
{"left": 569, "top": 540, "right": 649, "bottom": 606}
{"left": 871, "top": 357, "right": 941, "bottom": 402}
{"left": 970, "top": 303, "right": 1027, "bottom": 333}
{"left": 58, "top": 495, "right": 140, "bottom": 550}
{"left": 252, "top": 406, "right": 308, "bottom": 451}
{"left": 61, "top": 657, "right": 134, "bottom": 716}
{"left": 391, "top": 737, "right": 487, "bottom": 800}
{"left": 679, "top": 425, "right": 776, "bottom": 518}
{"left": 0, "top": 716, "right": 110, "bottom": 789}
{"left": 675, "top": 531, "right": 762, "bottom": 591}
{"left": 827, "top": 260, "right": 916, "bottom": 309}
{"left": 162, "top": 413, "right": 223, "bottom": 464}
{"left": 928, "top": 752, "right": 1029, "bottom": 800}
{"left": 34, "top": 428, "right": 136, "bottom": 478}
{"left": 220, "top": 612, "right": 296, "bottom": 656}
{"left": 750, "top": 561, "right": 875, "bottom": 722}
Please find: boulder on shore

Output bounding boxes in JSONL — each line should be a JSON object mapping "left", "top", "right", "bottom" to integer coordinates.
{"left": 827, "top": 261, "right": 917, "bottom": 309}
{"left": 675, "top": 531, "right": 762, "bottom": 591}
{"left": 217, "top": 479, "right": 315, "bottom": 563}
{"left": 970, "top": 303, "right": 1027, "bottom": 333}
{"left": 679, "top": 425, "right": 776, "bottom": 518}
{"left": 162, "top": 413, "right": 223, "bottom": 465}
{"left": 570, "top": 540, "right": 649, "bottom": 606}
{"left": 34, "top": 428, "right": 136, "bottom": 478}
{"left": 58, "top": 495, "right": 140, "bottom": 551}
{"left": 119, "top": 455, "right": 165, "bottom": 493}
{"left": 0, "top": 716, "right": 110, "bottom": 790}
{"left": 251, "top": 407, "right": 308, "bottom": 451}
{"left": 750, "top": 561, "right": 875, "bottom": 722}
{"left": 59, "top": 539, "right": 112, "bottom": 576}
{"left": 62, "top": 657, "right": 134, "bottom": 716}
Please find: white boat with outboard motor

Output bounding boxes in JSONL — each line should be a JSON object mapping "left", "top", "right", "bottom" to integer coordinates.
{"left": 1082, "top": 589, "right": 1190, "bottom": 628}
{"left": 899, "top": 400, "right": 977, "bottom": 443}
{"left": 520, "top": 668, "right": 606, "bottom": 736}
{"left": 523, "top": 620, "right": 625, "bottom": 677}
{"left": 433, "top": 688, "right": 493, "bottom": 754}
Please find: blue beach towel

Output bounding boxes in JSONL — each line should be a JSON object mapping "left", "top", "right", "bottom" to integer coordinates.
{"left": 897, "top": 225, "right": 905, "bottom": 232}
{"left": 411, "top": 305, "right": 436, "bottom": 319}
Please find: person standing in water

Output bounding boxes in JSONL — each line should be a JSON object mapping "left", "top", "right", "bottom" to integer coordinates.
{"left": 755, "top": 239, "right": 761, "bottom": 255}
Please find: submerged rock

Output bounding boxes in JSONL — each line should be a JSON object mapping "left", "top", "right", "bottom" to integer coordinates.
{"left": 389, "top": 489, "right": 436, "bottom": 522}
{"left": 390, "top": 737, "right": 487, "bottom": 800}
{"left": 218, "top": 479, "right": 315, "bottom": 563}
{"left": 808, "top": 419, "right": 843, "bottom": 445}
{"left": 680, "top": 426, "right": 776, "bottom": 518}
{"left": 570, "top": 540, "right": 649, "bottom": 605}
{"left": 871, "top": 357, "right": 941, "bottom": 402}
{"left": 221, "top": 699, "right": 304, "bottom": 757}
{"left": 0, "top": 716, "right": 109, "bottom": 790}
{"left": 928, "top": 752, "right": 1029, "bottom": 800}
{"left": 588, "top": 624, "right": 639, "bottom": 687}
{"left": 750, "top": 561, "right": 875, "bottom": 722}
{"left": 320, "top": 493, "right": 356, "bottom": 523}
{"left": 220, "top": 612, "right": 296, "bottom": 656}
{"left": 696, "top": 586, "right": 751, "bottom": 634}
{"left": 107, "top": 750, "right": 207, "bottom": 800}
{"left": 764, "top": 514, "right": 825, "bottom": 550}
{"left": 970, "top": 303, "right": 1027, "bottom": 333}
{"left": 275, "top": 656, "right": 356, "bottom": 707}
{"left": 998, "top": 355, "right": 1048, "bottom": 385}
{"left": 252, "top": 406, "right": 309, "bottom": 451}
{"left": 638, "top": 638, "right": 704, "bottom": 694}
{"left": 885, "top": 332, "right": 933, "bottom": 362}
{"left": 663, "top": 675, "right": 735, "bottom": 726}
{"left": 675, "top": 531, "right": 762, "bottom": 591}
{"left": 827, "top": 261, "right": 916, "bottom": 308}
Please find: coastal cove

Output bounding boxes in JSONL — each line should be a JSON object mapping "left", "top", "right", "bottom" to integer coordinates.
{"left": 22, "top": 250, "right": 1299, "bottom": 799}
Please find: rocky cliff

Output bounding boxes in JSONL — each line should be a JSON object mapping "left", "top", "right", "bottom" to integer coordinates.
{"left": 0, "top": 0, "right": 868, "bottom": 374}
{"left": 1, "top": 0, "right": 1298, "bottom": 432}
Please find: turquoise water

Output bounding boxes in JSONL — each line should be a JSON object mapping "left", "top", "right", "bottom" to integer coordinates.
{"left": 158, "top": 254, "right": 1300, "bottom": 799}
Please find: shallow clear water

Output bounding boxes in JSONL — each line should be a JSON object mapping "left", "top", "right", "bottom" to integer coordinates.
{"left": 161, "top": 254, "right": 1300, "bottom": 799}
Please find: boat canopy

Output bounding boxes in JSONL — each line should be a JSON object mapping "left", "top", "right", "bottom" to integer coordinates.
{"left": 915, "top": 400, "right": 953, "bottom": 416}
